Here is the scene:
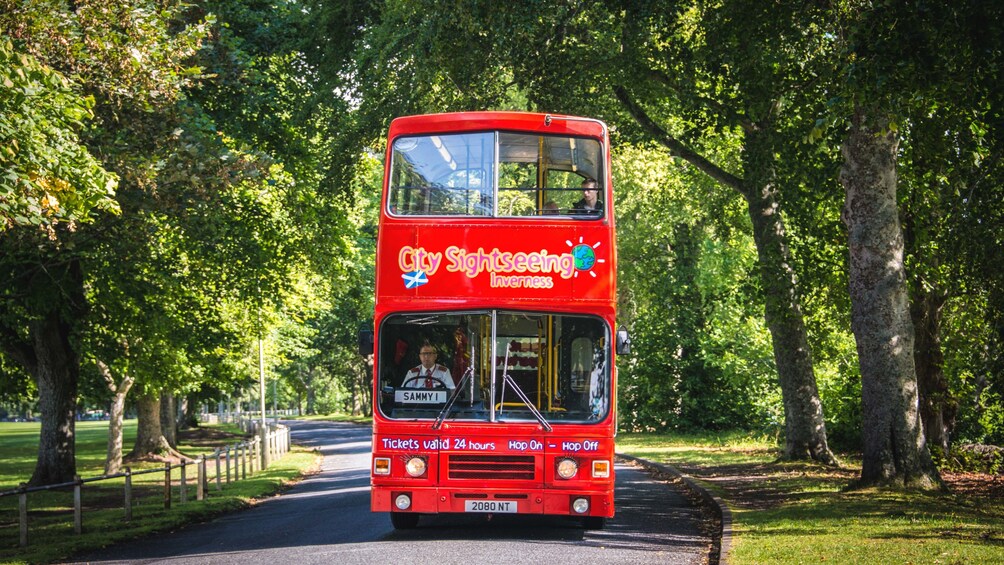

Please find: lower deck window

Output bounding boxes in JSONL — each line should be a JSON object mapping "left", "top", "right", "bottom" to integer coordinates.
{"left": 377, "top": 311, "right": 610, "bottom": 423}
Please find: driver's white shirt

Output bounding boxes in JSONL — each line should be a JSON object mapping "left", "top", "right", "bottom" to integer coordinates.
{"left": 403, "top": 364, "right": 455, "bottom": 389}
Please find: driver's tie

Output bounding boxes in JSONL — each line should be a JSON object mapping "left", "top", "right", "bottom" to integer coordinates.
{"left": 424, "top": 371, "right": 432, "bottom": 388}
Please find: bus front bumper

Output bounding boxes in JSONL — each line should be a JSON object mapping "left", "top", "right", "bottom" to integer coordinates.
{"left": 372, "top": 485, "right": 614, "bottom": 518}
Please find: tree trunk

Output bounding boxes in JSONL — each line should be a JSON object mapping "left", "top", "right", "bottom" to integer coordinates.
{"left": 744, "top": 130, "right": 839, "bottom": 465}
{"left": 911, "top": 286, "right": 954, "bottom": 456}
{"left": 160, "top": 392, "right": 177, "bottom": 448}
{"left": 97, "top": 360, "right": 134, "bottom": 475}
{"left": 129, "top": 392, "right": 176, "bottom": 459}
{"left": 180, "top": 394, "right": 198, "bottom": 430}
{"left": 306, "top": 369, "right": 317, "bottom": 415}
{"left": 841, "top": 107, "right": 941, "bottom": 489}
{"left": 350, "top": 364, "right": 359, "bottom": 416}
{"left": 29, "top": 308, "right": 80, "bottom": 486}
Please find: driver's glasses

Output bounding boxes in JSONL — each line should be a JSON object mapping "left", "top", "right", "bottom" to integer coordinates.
{"left": 420, "top": 351, "right": 436, "bottom": 356}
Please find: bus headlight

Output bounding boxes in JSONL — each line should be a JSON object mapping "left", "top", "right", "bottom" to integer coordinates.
{"left": 592, "top": 460, "right": 610, "bottom": 478}
{"left": 571, "top": 497, "right": 590, "bottom": 514}
{"left": 405, "top": 456, "right": 427, "bottom": 477}
{"left": 395, "top": 493, "right": 412, "bottom": 510}
{"left": 374, "top": 457, "right": 391, "bottom": 475}
{"left": 556, "top": 457, "right": 578, "bottom": 479}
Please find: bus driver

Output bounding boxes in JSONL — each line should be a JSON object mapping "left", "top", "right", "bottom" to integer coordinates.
{"left": 403, "top": 341, "right": 456, "bottom": 390}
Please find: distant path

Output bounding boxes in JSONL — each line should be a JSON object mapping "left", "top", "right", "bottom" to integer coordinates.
{"left": 68, "top": 420, "right": 710, "bottom": 564}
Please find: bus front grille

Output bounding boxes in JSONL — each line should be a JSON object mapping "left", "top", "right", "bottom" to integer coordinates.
{"left": 448, "top": 455, "right": 536, "bottom": 480}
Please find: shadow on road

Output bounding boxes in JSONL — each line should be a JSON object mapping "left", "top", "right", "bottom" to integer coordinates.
{"left": 67, "top": 420, "right": 709, "bottom": 565}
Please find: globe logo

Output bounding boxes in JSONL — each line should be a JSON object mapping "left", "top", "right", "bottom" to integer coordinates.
{"left": 572, "top": 244, "right": 596, "bottom": 271}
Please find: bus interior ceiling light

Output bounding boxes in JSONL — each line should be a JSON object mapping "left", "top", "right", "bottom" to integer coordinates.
{"left": 429, "top": 135, "right": 457, "bottom": 170}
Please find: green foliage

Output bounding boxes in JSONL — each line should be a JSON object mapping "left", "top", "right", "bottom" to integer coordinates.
{"left": 0, "top": 37, "right": 119, "bottom": 232}
{"left": 614, "top": 145, "right": 779, "bottom": 433}
{"left": 2, "top": 0, "right": 1003, "bottom": 483}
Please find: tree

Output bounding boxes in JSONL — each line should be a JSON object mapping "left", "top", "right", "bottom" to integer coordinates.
{"left": 840, "top": 108, "right": 940, "bottom": 488}
{"left": 314, "top": 0, "right": 838, "bottom": 464}
{"left": 827, "top": 0, "right": 1004, "bottom": 488}
{"left": 0, "top": 33, "right": 121, "bottom": 486}
{"left": 94, "top": 360, "right": 133, "bottom": 474}
{"left": 0, "top": 1, "right": 209, "bottom": 484}
{"left": 828, "top": 0, "right": 1001, "bottom": 488}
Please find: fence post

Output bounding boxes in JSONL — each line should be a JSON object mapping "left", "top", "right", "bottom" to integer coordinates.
{"left": 215, "top": 450, "right": 222, "bottom": 491}
{"left": 73, "top": 475, "right": 82, "bottom": 534}
{"left": 225, "top": 446, "right": 231, "bottom": 484}
{"left": 241, "top": 443, "right": 247, "bottom": 480}
{"left": 197, "top": 457, "right": 205, "bottom": 501}
{"left": 124, "top": 467, "right": 133, "bottom": 521}
{"left": 18, "top": 484, "right": 27, "bottom": 547}
{"left": 164, "top": 465, "right": 172, "bottom": 510}
{"left": 254, "top": 437, "right": 260, "bottom": 471}
{"left": 180, "top": 460, "right": 188, "bottom": 504}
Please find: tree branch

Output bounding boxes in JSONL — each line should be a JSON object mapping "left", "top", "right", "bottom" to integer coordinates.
{"left": 0, "top": 325, "right": 36, "bottom": 376}
{"left": 96, "top": 359, "right": 116, "bottom": 392}
{"left": 645, "top": 68, "right": 756, "bottom": 133}
{"left": 614, "top": 85, "right": 744, "bottom": 193}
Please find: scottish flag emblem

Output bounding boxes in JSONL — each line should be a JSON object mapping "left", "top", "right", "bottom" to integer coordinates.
{"left": 402, "top": 270, "right": 429, "bottom": 289}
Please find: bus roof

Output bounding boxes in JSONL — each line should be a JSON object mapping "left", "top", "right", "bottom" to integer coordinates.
{"left": 388, "top": 112, "right": 607, "bottom": 140}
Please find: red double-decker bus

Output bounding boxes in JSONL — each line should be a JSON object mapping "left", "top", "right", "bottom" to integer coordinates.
{"left": 365, "top": 111, "right": 628, "bottom": 530}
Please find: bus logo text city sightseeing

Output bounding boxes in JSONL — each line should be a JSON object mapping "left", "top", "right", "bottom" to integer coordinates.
{"left": 399, "top": 241, "right": 603, "bottom": 290}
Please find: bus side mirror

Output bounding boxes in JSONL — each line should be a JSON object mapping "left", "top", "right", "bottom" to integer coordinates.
{"left": 616, "top": 326, "right": 631, "bottom": 355}
{"left": 358, "top": 329, "right": 374, "bottom": 356}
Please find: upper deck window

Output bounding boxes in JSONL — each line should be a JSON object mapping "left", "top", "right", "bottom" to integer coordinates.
{"left": 388, "top": 132, "right": 604, "bottom": 218}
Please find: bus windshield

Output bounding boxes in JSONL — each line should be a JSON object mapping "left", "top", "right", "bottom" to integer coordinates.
{"left": 388, "top": 132, "right": 604, "bottom": 217}
{"left": 377, "top": 310, "right": 611, "bottom": 423}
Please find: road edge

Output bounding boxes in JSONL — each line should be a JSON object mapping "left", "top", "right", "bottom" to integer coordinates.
{"left": 616, "top": 453, "right": 733, "bottom": 565}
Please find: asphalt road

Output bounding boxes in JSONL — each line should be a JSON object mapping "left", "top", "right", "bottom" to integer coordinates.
{"left": 68, "top": 420, "right": 709, "bottom": 564}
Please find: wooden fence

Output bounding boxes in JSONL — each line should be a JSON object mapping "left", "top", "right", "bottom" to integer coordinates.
{"left": 1, "top": 425, "right": 291, "bottom": 547}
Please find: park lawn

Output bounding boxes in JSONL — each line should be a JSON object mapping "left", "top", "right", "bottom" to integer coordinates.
{"left": 0, "top": 420, "right": 320, "bottom": 564}
{"left": 617, "top": 432, "right": 1004, "bottom": 564}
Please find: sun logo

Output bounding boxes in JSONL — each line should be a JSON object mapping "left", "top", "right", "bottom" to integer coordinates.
{"left": 566, "top": 237, "right": 605, "bottom": 278}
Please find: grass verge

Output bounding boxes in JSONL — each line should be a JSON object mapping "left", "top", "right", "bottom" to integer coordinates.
{"left": 0, "top": 421, "right": 320, "bottom": 564}
{"left": 617, "top": 432, "right": 1004, "bottom": 564}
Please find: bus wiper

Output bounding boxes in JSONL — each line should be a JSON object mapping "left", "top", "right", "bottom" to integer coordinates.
{"left": 432, "top": 365, "right": 473, "bottom": 430}
{"left": 433, "top": 341, "right": 476, "bottom": 430}
{"left": 499, "top": 344, "right": 552, "bottom": 432}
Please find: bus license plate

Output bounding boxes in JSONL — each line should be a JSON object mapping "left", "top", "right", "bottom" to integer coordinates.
{"left": 464, "top": 500, "right": 517, "bottom": 513}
